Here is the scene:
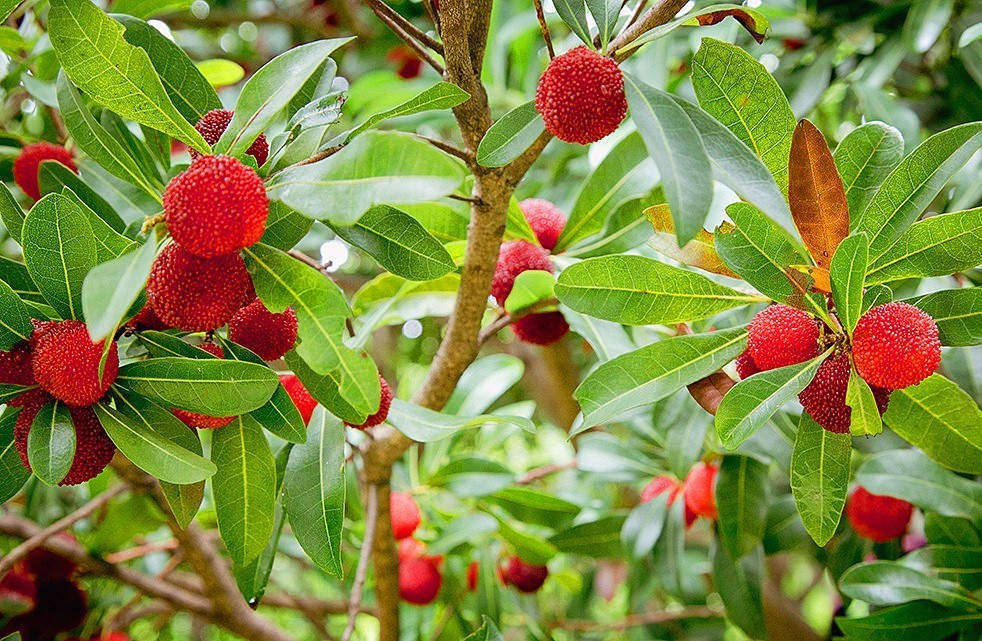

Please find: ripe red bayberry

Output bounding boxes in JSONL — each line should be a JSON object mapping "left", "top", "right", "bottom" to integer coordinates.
{"left": 519, "top": 198, "right": 566, "bottom": 251}
{"left": 501, "top": 556, "right": 548, "bottom": 593}
{"left": 31, "top": 320, "right": 118, "bottom": 406}
{"left": 387, "top": 46, "right": 423, "bottom": 79}
{"left": 344, "top": 375, "right": 393, "bottom": 429}
{"left": 845, "top": 486, "right": 913, "bottom": 542}
{"left": 172, "top": 342, "right": 234, "bottom": 429}
{"left": 735, "top": 350, "right": 760, "bottom": 380}
{"left": 228, "top": 299, "right": 298, "bottom": 361}
{"left": 190, "top": 109, "right": 269, "bottom": 166}
{"left": 852, "top": 302, "right": 940, "bottom": 390}
{"left": 466, "top": 561, "right": 479, "bottom": 591}
{"left": 0, "top": 567, "right": 36, "bottom": 617}
{"left": 641, "top": 475, "right": 696, "bottom": 526}
{"left": 12, "top": 142, "right": 77, "bottom": 201}
{"left": 399, "top": 556, "right": 442, "bottom": 605}
{"left": 390, "top": 491, "right": 421, "bottom": 540}
{"left": 146, "top": 243, "right": 253, "bottom": 332}
{"left": 0, "top": 578, "right": 87, "bottom": 640}
{"left": 163, "top": 155, "right": 269, "bottom": 258}
{"left": 534, "top": 47, "right": 627, "bottom": 145}
{"left": 683, "top": 462, "right": 718, "bottom": 521}
{"left": 511, "top": 312, "right": 570, "bottom": 346}
{"left": 397, "top": 537, "right": 426, "bottom": 562}
{"left": 747, "top": 305, "right": 821, "bottom": 371}
{"left": 126, "top": 304, "right": 169, "bottom": 332}
{"left": 491, "top": 240, "right": 553, "bottom": 305}
{"left": 798, "top": 353, "right": 890, "bottom": 434}
{"left": 25, "top": 539, "right": 78, "bottom": 582}
{"left": 279, "top": 373, "right": 318, "bottom": 425}
{"left": 0, "top": 344, "right": 35, "bottom": 386}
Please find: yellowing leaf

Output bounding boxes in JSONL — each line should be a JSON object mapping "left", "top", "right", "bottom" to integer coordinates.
{"left": 646, "top": 204, "right": 738, "bottom": 278}
{"left": 788, "top": 264, "right": 831, "bottom": 294}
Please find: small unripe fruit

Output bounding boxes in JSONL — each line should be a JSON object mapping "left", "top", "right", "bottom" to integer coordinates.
{"left": 399, "top": 556, "right": 442, "bottom": 605}
{"left": 845, "top": 486, "right": 913, "bottom": 542}
{"left": 747, "top": 305, "right": 821, "bottom": 371}
{"left": 279, "top": 373, "right": 318, "bottom": 425}
{"left": 13, "top": 142, "right": 77, "bottom": 201}
{"left": 31, "top": 320, "right": 118, "bottom": 406}
{"left": 501, "top": 556, "right": 548, "bottom": 593}
{"left": 798, "top": 353, "right": 890, "bottom": 433}
{"left": 534, "top": 47, "right": 627, "bottom": 145}
{"left": 735, "top": 350, "right": 760, "bottom": 380}
{"left": 228, "top": 299, "right": 298, "bottom": 361}
{"left": 641, "top": 474, "right": 696, "bottom": 526}
{"left": 511, "top": 312, "right": 570, "bottom": 346}
{"left": 344, "top": 375, "right": 393, "bottom": 429}
{"left": 190, "top": 109, "right": 269, "bottom": 166}
{"left": 519, "top": 198, "right": 566, "bottom": 251}
{"left": 163, "top": 155, "right": 269, "bottom": 258}
{"left": 491, "top": 240, "right": 553, "bottom": 305}
{"left": 852, "top": 302, "right": 940, "bottom": 390}
{"left": 0, "top": 344, "right": 35, "bottom": 385}
{"left": 146, "top": 243, "right": 252, "bottom": 332}
{"left": 390, "top": 491, "right": 421, "bottom": 540}
{"left": 683, "top": 462, "right": 718, "bottom": 521}
{"left": 172, "top": 342, "right": 234, "bottom": 429}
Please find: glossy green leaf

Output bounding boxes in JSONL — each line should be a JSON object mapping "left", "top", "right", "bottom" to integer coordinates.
{"left": 60, "top": 189, "right": 135, "bottom": 263}
{"left": 552, "top": 0, "right": 592, "bottom": 46}
{"left": 903, "top": 0, "right": 955, "bottom": 53}
{"left": 833, "top": 122, "right": 904, "bottom": 224}
{"left": 346, "top": 81, "right": 469, "bottom": 141}
{"left": 0, "top": 183, "right": 25, "bottom": 243}
{"left": 622, "top": 494, "right": 670, "bottom": 558}
{"left": 906, "top": 288, "right": 982, "bottom": 346}
{"left": 27, "top": 401, "right": 75, "bottom": 486}
{"left": 283, "top": 351, "right": 366, "bottom": 426}
{"left": 82, "top": 239, "right": 156, "bottom": 341}
{"left": 790, "top": 412, "right": 852, "bottom": 546}
{"left": 430, "top": 458, "right": 514, "bottom": 498}
{"left": 836, "top": 601, "right": 981, "bottom": 641}
{"left": 504, "top": 197, "right": 538, "bottom": 243}
{"left": 840, "top": 561, "right": 982, "bottom": 610}
{"left": 712, "top": 541, "right": 767, "bottom": 639}
{"left": 476, "top": 101, "right": 545, "bottom": 168}
{"left": 549, "top": 516, "right": 626, "bottom": 559}
{"left": 830, "top": 233, "right": 869, "bottom": 334}
{"left": 462, "top": 616, "right": 505, "bottom": 641}
{"left": 862, "top": 283, "right": 893, "bottom": 314}
{"left": 503, "top": 270, "right": 555, "bottom": 313}
{"left": 488, "top": 487, "right": 580, "bottom": 529}
{"left": 386, "top": 398, "right": 534, "bottom": 443}
{"left": 846, "top": 367, "right": 883, "bottom": 437}
{"left": 38, "top": 164, "right": 125, "bottom": 233}
{"left": 0, "top": 410, "right": 30, "bottom": 503}
{"left": 0, "top": 280, "right": 32, "bottom": 350}
{"left": 234, "top": 493, "right": 286, "bottom": 603}
{"left": 496, "top": 517, "right": 558, "bottom": 564}
{"left": 866, "top": 208, "right": 982, "bottom": 283}
{"left": 717, "top": 455, "right": 770, "bottom": 559}
{"left": 196, "top": 59, "right": 245, "bottom": 87}
{"left": 902, "top": 544, "right": 982, "bottom": 591}
{"left": 586, "top": 0, "right": 620, "bottom": 50}
{"left": 260, "top": 201, "right": 313, "bottom": 251}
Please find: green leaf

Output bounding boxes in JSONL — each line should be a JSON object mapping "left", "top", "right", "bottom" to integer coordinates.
{"left": 903, "top": 0, "right": 955, "bottom": 53}
{"left": 0, "top": 0, "right": 20, "bottom": 22}
{"left": 862, "top": 283, "right": 893, "bottom": 314}
{"left": 283, "top": 351, "right": 365, "bottom": 426}
{"left": 137, "top": 331, "right": 214, "bottom": 359}
{"left": 552, "top": 0, "right": 593, "bottom": 46}
{"left": 268, "top": 131, "right": 467, "bottom": 225}
{"left": 855, "top": 123, "right": 982, "bottom": 260}
{"left": 284, "top": 407, "right": 346, "bottom": 577}
{"left": 21, "top": 193, "right": 97, "bottom": 320}
{"left": 0, "top": 280, "right": 33, "bottom": 350}
{"left": 830, "top": 233, "right": 869, "bottom": 334}
{"left": 430, "top": 458, "right": 515, "bottom": 498}
{"left": 160, "top": 480, "right": 204, "bottom": 530}
{"left": 505, "top": 197, "right": 538, "bottom": 243}
{"left": 902, "top": 544, "right": 982, "bottom": 590}
{"left": 496, "top": 517, "right": 558, "bottom": 564}
{"left": 488, "top": 487, "right": 580, "bottom": 529}
{"left": 549, "top": 516, "right": 626, "bottom": 559}
{"left": 924, "top": 514, "right": 980, "bottom": 547}
{"left": 846, "top": 367, "right": 883, "bottom": 437}
{"left": 234, "top": 493, "right": 286, "bottom": 603}
{"left": 476, "top": 101, "right": 545, "bottom": 168}
{"left": 60, "top": 189, "right": 135, "bottom": 264}
{"left": 27, "top": 401, "right": 75, "bottom": 486}
{"left": 624, "top": 75, "right": 712, "bottom": 245}
{"left": 115, "top": 358, "right": 279, "bottom": 416}
{"left": 503, "top": 270, "right": 555, "bottom": 313}
{"left": 716, "top": 352, "right": 828, "bottom": 449}
{"left": 622, "top": 494, "right": 670, "bottom": 558}
{"left": 331, "top": 205, "right": 455, "bottom": 281}
{"left": 463, "top": 616, "right": 505, "bottom": 641}
{"left": 716, "top": 455, "right": 770, "bottom": 560}
{"left": 866, "top": 208, "right": 982, "bottom": 283}
{"left": 712, "top": 542, "right": 766, "bottom": 639}
{"left": 555, "top": 255, "right": 762, "bottom": 325}
{"left": 691, "top": 38, "right": 796, "bottom": 192}
{"left": 386, "top": 398, "right": 534, "bottom": 443}
{"left": 212, "top": 415, "right": 276, "bottom": 565}
{"left": 260, "top": 202, "right": 313, "bottom": 251}
{"left": 882, "top": 374, "right": 982, "bottom": 474}
{"left": 0, "top": 410, "right": 31, "bottom": 504}
{"left": 833, "top": 122, "right": 905, "bottom": 224}
{"left": 574, "top": 326, "right": 747, "bottom": 430}
{"left": 836, "top": 601, "right": 981, "bottom": 641}
{"left": 586, "top": 0, "right": 620, "bottom": 50}
{"left": 38, "top": 163, "right": 126, "bottom": 233}
{"left": 840, "top": 561, "right": 982, "bottom": 610}
{"left": 82, "top": 239, "right": 156, "bottom": 341}
{"left": 790, "top": 412, "right": 852, "bottom": 546}
{"left": 906, "top": 288, "right": 982, "bottom": 346}
{"left": 214, "top": 39, "right": 352, "bottom": 158}
{"left": 112, "top": 0, "right": 192, "bottom": 19}
{"left": 196, "top": 59, "right": 245, "bottom": 87}
{"left": 346, "top": 81, "right": 469, "bottom": 141}
{"left": 0, "top": 183, "right": 25, "bottom": 243}
{"left": 47, "top": 0, "right": 207, "bottom": 153}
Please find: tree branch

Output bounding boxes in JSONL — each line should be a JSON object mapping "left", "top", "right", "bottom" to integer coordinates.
{"left": 363, "top": 0, "right": 446, "bottom": 74}
{"left": 363, "top": 0, "right": 444, "bottom": 54}
{"left": 609, "top": 0, "right": 691, "bottom": 58}
{"left": 341, "top": 482, "right": 377, "bottom": 641}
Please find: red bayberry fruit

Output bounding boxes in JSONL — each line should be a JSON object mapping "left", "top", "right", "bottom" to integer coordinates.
{"left": 0, "top": 344, "right": 35, "bottom": 386}
{"left": 12, "top": 142, "right": 77, "bottom": 201}
{"left": 25, "top": 537, "right": 78, "bottom": 582}
{"left": 466, "top": 561, "right": 479, "bottom": 591}
{"left": 126, "top": 304, "right": 169, "bottom": 332}
{"left": 845, "top": 486, "right": 913, "bottom": 542}
{"left": 146, "top": 243, "right": 252, "bottom": 332}
{"left": 344, "top": 375, "right": 393, "bottom": 430}
{"left": 163, "top": 155, "right": 269, "bottom": 258}
{"left": 399, "top": 556, "right": 442, "bottom": 605}
{"left": 190, "top": 109, "right": 269, "bottom": 166}
{"left": 852, "top": 302, "right": 941, "bottom": 390}
{"left": 172, "top": 342, "right": 234, "bottom": 429}
{"left": 683, "top": 462, "right": 718, "bottom": 521}
{"left": 390, "top": 491, "right": 421, "bottom": 540}
{"left": 228, "top": 299, "right": 298, "bottom": 361}
{"left": 490, "top": 240, "right": 553, "bottom": 305}
{"left": 387, "top": 46, "right": 423, "bottom": 79}
{"left": 519, "top": 198, "right": 566, "bottom": 251}
{"left": 511, "top": 312, "right": 570, "bottom": 346}
{"left": 0, "top": 567, "right": 36, "bottom": 617}
{"left": 31, "top": 321, "right": 118, "bottom": 406}
{"left": 747, "top": 305, "right": 821, "bottom": 371}
{"left": 501, "top": 556, "right": 548, "bottom": 593}
{"left": 797, "top": 353, "right": 891, "bottom": 433}
{"left": 641, "top": 475, "right": 696, "bottom": 527}
{"left": 1, "top": 579, "right": 87, "bottom": 639}
{"left": 279, "top": 373, "right": 318, "bottom": 425}
{"left": 534, "top": 46, "right": 627, "bottom": 145}
{"left": 735, "top": 349, "right": 760, "bottom": 380}
{"left": 397, "top": 537, "right": 426, "bottom": 562}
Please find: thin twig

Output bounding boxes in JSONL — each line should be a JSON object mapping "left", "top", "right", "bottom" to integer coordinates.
{"left": 341, "top": 483, "right": 378, "bottom": 641}
{"left": 292, "top": 144, "right": 345, "bottom": 168}
{"left": 364, "top": 0, "right": 446, "bottom": 74}
{"left": 418, "top": 135, "right": 473, "bottom": 162}
{"left": 448, "top": 193, "right": 482, "bottom": 204}
{"left": 609, "top": 0, "right": 691, "bottom": 58}
{"left": 477, "top": 297, "right": 559, "bottom": 345}
{"left": 364, "top": 0, "right": 444, "bottom": 54}
{"left": 289, "top": 249, "right": 332, "bottom": 274}
{"left": 531, "top": 0, "right": 555, "bottom": 58}
{"left": 517, "top": 460, "right": 577, "bottom": 484}
{"left": 105, "top": 539, "right": 180, "bottom": 564}
{"left": 622, "top": 0, "right": 651, "bottom": 33}
{"left": 551, "top": 606, "right": 718, "bottom": 631}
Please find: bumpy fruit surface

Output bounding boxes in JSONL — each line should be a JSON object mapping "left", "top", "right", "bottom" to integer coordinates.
{"left": 519, "top": 198, "right": 566, "bottom": 251}
{"left": 0, "top": 344, "right": 35, "bottom": 385}
{"left": 501, "top": 556, "right": 548, "bottom": 593}
{"left": 398, "top": 556, "right": 442, "bottom": 605}
{"left": 190, "top": 109, "right": 269, "bottom": 166}
{"left": 747, "top": 305, "right": 821, "bottom": 371}
{"left": 31, "top": 320, "right": 118, "bottom": 406}
{"left": 390, "top": 491, "right": 421, "bottom": 540}
{"left": 798, "top": 353, "right": 890, "bottom": 433}
{"left": 13, "top": 142, "right": 76, "bottom": 200}
{"left": 172, "top": 342, "right": 234, "bottom": 429}
{"left": 228, "top": 299, "right": 298, "bottom": 361}
{"left": 852, "top": 302, "right": 940, "bottom": 390}
{"left": 683, "top": 462, "right": 718, "bottom": 520}
{"left": 641, "top": 475, "right": 696, "bottom": 526}
{"left": 344, "top": 375, "right": 393, "bottom": 429}
{"left": 126, "top": 304, "right": 169, "bottom": 332}
{"left": 146, "top": 243, "right": 252, "bottom": 332}
{"left": 512, "top": 312, "right": 570, "bottom": 346}
{"left": 735, "top": 350, "right": 760, "bottom": 380}
{"left": 491, "top": 240, "right": 553, "bottom": 304}
{"left": 163, "top": 155, "right": 269, "bottom": 258}
{"left": 845, "top": 486, "right": 913, "bottom": 542}
{"left": 279, "top": 373, "right": 318, "bottom": 424}
{"left": 534, "top": 47, "right": 627, "bottom": 144}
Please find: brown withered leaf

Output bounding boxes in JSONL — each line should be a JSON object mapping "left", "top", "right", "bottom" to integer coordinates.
{"left": 788, "top": 120, "right": 849, "bottom": 270}
{"left": 788, "top": 264, "right": 831, "bottom": 294}
{"left": 694, "top": 9, "right": 768, "bottom": 44}
{"left": 645, "top": 204, "right": 739, "bottom": 278}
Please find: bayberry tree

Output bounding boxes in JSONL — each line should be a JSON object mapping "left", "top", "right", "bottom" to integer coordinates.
{"left": 0, "top": 0, "right": 980, "bottom": 640}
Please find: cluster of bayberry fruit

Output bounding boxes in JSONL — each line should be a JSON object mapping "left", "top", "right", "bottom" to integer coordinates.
{"left": 736, "top": 301, "right": 941, "bottom": 433}
{"left": 641, "top": 461, "right": 719, "bottom": 528}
